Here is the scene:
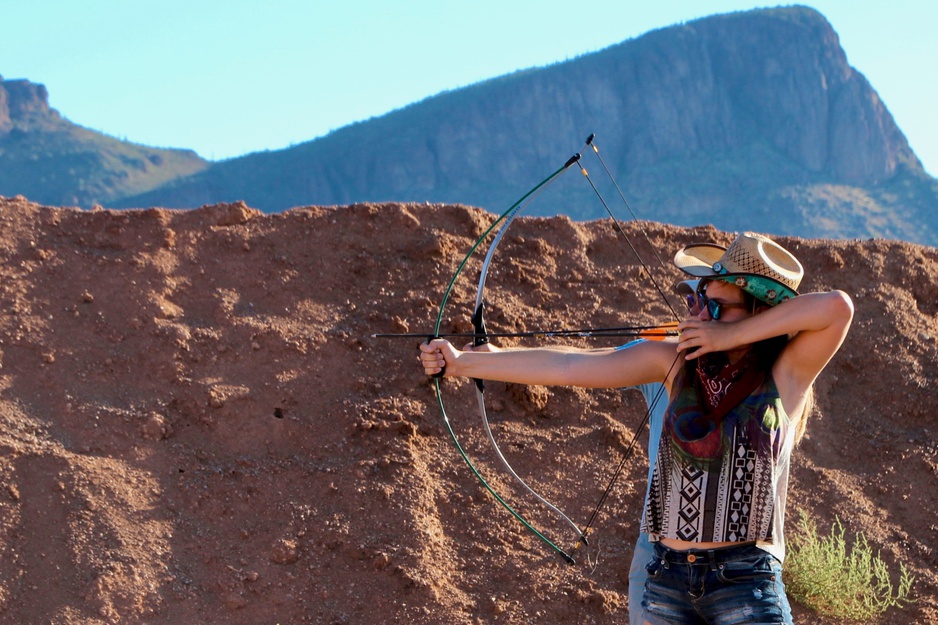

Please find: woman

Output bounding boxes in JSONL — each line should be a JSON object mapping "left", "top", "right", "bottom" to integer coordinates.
{"left": 420, "top": 232, "right": 853, "bottom": 624}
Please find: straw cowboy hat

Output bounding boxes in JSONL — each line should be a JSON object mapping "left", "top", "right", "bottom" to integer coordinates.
{"left": 672, "top": 232, "right": 803, "bottom": 305}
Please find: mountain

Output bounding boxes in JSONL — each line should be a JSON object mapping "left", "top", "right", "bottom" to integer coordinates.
{"left": 0, "top": 76, "right": 209, "bottom": 207}
{"left": 111, "top": 5, "right": 938, "bottom": 246}
{"left": 2, "top": 6, "right": 937, "bottom": 246}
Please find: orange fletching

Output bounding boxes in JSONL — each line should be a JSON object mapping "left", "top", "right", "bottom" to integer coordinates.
{"left": 638, "top": 320, "right": 679, "bottom": 341}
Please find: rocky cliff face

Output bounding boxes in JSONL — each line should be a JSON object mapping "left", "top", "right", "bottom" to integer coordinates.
{"left": 0, "top": 75, "right": 209, "bottom": 208}
{"left": 607, "top": 7, "right": 912, "bottom": 183}
{"left": 116, "top": 6, "right": 935, "bottom": 246}
{"left": 384, "top": 5, "right": 914, "bottom": 188}
{"left": 0, "top": 80, "right": 8, "bottom": 135}
{"left": 0, "top": 77, "right": 58, "bottom": 133}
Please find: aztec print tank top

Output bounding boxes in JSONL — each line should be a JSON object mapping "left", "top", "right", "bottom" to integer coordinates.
{"left": 640, "top": 360, "right": 796, "bottom": 562}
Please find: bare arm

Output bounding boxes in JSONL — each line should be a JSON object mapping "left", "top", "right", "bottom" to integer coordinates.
{"left": 676, "top": 290, "right": 854, "bottom": 408}
{"left": 419, "top": 338, "right": 679, "bottom": 389}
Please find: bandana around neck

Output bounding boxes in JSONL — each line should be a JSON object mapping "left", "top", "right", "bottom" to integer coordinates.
{"left": 669, "top": 350, "right": 765, "bottom": 463}
{"left": 696, "top": 351, "right": 757, "bottom": 412}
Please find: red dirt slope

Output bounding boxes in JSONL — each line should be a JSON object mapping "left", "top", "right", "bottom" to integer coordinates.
{"left": 0, "top": 197, "right": 934, "bottom": 623}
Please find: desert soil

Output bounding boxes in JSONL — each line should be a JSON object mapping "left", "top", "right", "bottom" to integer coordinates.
{"left": 0, "top": 196, "right": 934, "bottom": 624}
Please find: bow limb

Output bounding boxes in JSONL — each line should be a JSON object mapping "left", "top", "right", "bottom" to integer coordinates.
{"left": 471, "top": 177, "right": 589, "bottom": 545}
{"left": 432, "top": 152, "right": 584, "bottom": 564}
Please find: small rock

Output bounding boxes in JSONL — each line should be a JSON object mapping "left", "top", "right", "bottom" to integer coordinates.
{"left": 270, "top": 538, "right": 299, "bottom": 564}
{"left": 142, "top": 413, "right": 172, "bottom": 441}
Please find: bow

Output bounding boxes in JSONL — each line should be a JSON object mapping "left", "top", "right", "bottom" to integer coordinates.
{"left": 430, "top": 134, "right": 682, "bottom": 563}
{"left": 431, "top": 149, "right": 585, "bottom": 563}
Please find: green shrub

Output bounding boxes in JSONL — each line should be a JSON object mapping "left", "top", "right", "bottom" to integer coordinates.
{"left": 784, "top": 511, "right": 915, "bottom": 621}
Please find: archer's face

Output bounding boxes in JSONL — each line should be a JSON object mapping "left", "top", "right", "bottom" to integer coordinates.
{"left": 694, "top": 280, "right": 751, "bottom": 322}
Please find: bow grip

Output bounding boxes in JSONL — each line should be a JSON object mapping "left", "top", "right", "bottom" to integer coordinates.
{"left": 471, "top": 301, "right": 489, "bottom": 348}
{"left": 428, "top": 335, "right": 446, "bottom": 379}
{"left": 471, "top": 302, "right": 488, "bottom": 392}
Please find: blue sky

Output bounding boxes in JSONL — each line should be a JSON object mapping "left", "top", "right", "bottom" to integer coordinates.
{"left": 3, "top": 1, "right": 935, "bottom": 175}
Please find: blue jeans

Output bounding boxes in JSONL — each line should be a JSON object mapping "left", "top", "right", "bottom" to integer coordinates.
{"left": 629, "top": 533, "right": 656, "bottom": 625}
{"left": 642, "top": 542, "right": 793, "bottom": 625}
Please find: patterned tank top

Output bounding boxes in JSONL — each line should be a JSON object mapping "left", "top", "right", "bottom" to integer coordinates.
{"left": 640, "top": 361, "right": 796, "bottom": 561}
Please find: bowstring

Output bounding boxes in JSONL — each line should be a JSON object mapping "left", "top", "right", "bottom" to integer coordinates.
{"left": 569, "top": 135, "right": 684, "bottom": 552}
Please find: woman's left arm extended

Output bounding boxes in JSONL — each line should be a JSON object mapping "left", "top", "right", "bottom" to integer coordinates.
{"left": 419, "top": 336, "right": 678, "bottom": 389}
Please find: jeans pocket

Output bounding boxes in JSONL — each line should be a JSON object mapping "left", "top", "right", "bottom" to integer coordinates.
{"left": 716, "top": 557, "right": 777, "bottom": 584}
{"left": 645, "top": 557, "right": 666, "bottom": 581}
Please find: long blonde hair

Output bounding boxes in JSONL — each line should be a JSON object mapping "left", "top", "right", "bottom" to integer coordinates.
{"left": 744, "top": 291, "right": 814, "bottom": 445}
{"left": 794, "top": 385, "right": 815, "bottom": 445}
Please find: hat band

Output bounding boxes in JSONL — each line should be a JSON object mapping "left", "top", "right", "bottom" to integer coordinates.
{"left": 711, "top": 263, "right": 797, "bottom": 305}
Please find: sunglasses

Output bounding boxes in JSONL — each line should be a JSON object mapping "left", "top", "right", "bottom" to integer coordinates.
{"left": 684, "top": 291, "right": 750, "bottom": 320}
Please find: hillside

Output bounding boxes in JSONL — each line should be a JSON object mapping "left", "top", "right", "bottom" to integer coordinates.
{"left": 0, "top": 76, "right": 209, "bottom": 207}
{"left": 113, "top": 6, "right": 938, "bottom": 246}
{"left": 2, "top": 7, "right": 937, "bottom": 246}
{"left": 0, "top": 196, "right": 934, "bottom": 623}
